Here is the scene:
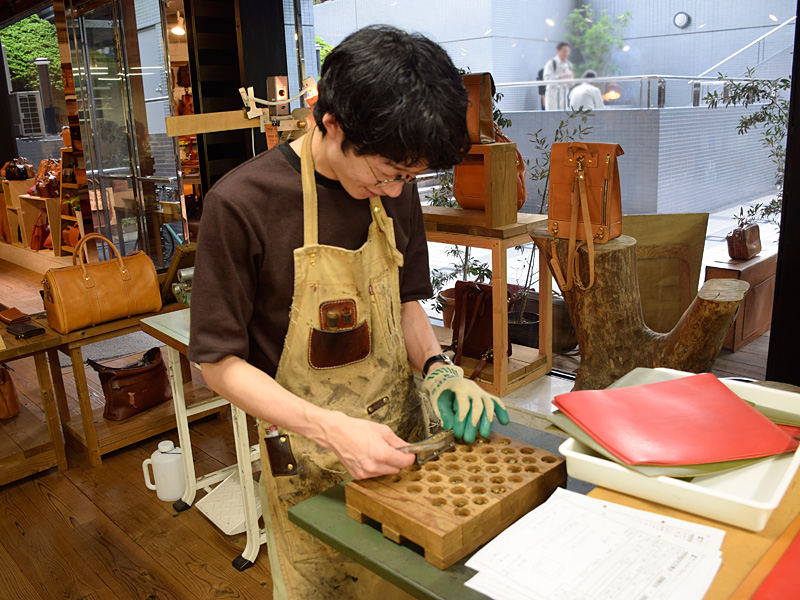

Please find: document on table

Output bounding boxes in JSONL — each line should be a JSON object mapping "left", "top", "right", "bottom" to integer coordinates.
{"left": 465, "top": 488, "right": 725, "bottom": 600}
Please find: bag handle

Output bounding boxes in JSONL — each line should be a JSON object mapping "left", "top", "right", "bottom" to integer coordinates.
{"left": 72, "top": 233, "right": 131, "bottom": 284}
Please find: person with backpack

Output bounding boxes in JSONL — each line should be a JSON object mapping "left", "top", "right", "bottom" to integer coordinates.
{"left": 541, "top": 41, "right": 574, "bottom": 110}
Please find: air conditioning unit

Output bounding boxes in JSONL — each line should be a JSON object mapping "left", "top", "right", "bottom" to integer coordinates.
{"left": 12, "top": 91, "right": 45, "bottom": 136}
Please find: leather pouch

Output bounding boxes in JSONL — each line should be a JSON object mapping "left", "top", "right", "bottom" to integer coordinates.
{"left": 0, "top": 307, "right": 30, "bottom": 325}
{"left": 319, "top": 299, "right": 357, "bottom": 331}
{"left": 7, "top": 321, "right": 45, "bottom": 339}
{"left": 308, "top": 321, "right": 371, "bottom": 369}
{"left": 265, "top": 433, "right": 298, "bottom": 476}
{"left": 0, "top": 364, "right": 20, "bottom": 420}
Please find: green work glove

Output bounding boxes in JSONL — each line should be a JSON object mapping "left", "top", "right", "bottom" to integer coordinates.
{"left": 422, "top": 364, "right": 510, "bottom": 443}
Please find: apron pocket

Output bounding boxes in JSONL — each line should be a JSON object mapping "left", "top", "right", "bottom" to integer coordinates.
{"left": 265, "top": 433, "right": 298, "bottom": 476}
{"left": 308, "top": 321, "right": 371, "bottom": 370}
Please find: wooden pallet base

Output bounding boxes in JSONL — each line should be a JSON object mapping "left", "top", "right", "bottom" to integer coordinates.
{"left": 345, "top": 433, "right": 567, "bottom": 569}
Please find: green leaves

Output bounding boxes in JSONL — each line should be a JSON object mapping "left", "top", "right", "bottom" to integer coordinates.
{"left": 565, "top": 5, "right": 633, "bottom": 76}
{"left": 0, "top": 15, "right": 63, "bottom": 92}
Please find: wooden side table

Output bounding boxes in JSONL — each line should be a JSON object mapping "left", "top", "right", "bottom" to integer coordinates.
{"left": 0, "top": 317, "right": 68, "bottom": 484}
{"left": 705, "top": 247, "right": 777, "bottom": 351}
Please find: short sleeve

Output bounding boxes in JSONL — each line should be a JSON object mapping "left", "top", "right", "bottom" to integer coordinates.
{"left": 188, "top": 190, "right": 260, "bottom": 365}
{"left": 399, "top": 187, "right": 434, "bottom": 303}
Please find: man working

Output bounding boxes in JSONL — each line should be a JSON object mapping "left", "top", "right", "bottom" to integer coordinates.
{"left": 189, "top": 26, "right": 509, "bottom": 599}
{"left": 543, "top": 41, "right": 574, "bottom": 110}
{"left": 569, "top": 70, "right": 605, "bottom": 111}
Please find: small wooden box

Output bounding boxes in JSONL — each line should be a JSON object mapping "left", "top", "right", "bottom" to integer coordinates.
{"left": 425, "top": 142, "right": 518, "bottom": 230}
{"left": 345, "top": 432, "right": 566, "bottom": 569}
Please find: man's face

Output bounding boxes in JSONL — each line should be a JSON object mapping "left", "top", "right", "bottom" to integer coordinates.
{"left": 557, "top": 46, "right": 571, "bottom": 62}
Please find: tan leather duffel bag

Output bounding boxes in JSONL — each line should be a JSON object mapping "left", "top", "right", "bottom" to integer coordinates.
{"left": 42, "top": 233, "right": 161, "bottom": 334}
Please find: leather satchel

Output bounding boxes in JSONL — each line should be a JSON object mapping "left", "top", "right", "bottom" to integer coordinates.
{"left": 451, "top": 281, "right": 511, "bottom": 380}
{"left": 88, "top": 347, "right": 172, "bottom": 421}
{"left": 30, "top": 209, "right": 50, "bottom": 251}
{"left": 0, "top": 364, "right": 20, "bottom": 420}
{"left": 548, "top": 142, "right": 624, "bottom": 291}
{"left": 454, "top": 123, "right": 527, "bottom": 211}
{"left": 41, "top": 232, "right": 162, "bottom": 334}
{"left": 727, "top": 223, "right": 761, "bottom": 260}
{"left": 463, "top": 73, "right": 495, "bottom": 144}
{"left": 2, "top": 158, "right": 34, "bottom": 180}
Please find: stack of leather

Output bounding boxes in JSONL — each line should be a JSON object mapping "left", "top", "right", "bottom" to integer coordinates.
{"left": 547, "top": 373, "right": 800, "bottom": 477}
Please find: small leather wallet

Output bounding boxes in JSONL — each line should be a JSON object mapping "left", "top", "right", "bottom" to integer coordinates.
{"left": 0, "top": 307, "right": 30, "bottom": 326}
{"left": 7, "top": 321, "right": 45, "bottom": 339}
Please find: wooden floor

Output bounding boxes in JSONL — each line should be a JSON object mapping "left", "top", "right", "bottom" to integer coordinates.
{"left": 0, "top": 259, "right": 273, "bottom": 599}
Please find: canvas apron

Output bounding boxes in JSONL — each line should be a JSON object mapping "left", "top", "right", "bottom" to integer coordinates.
{"left": 257, "top": 130, "right": 429, "bottom": 600}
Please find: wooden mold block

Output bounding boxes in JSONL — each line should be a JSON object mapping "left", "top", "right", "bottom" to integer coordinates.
{"left": 345, "top": 432, "right": 566, "bottom": 569}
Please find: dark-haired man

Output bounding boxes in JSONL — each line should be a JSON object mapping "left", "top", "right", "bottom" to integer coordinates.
{"left": 543, "top": 41, "right": 574, "bottom": 110}
{"left": 189, "top": 25, "right": 508, "bottom": 599}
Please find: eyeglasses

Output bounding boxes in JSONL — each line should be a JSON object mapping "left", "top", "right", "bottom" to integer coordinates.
{"left": 364, "top": 156, "right": 418, "bottom": 187}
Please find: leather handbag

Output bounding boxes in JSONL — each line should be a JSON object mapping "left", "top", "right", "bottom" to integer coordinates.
{"left": 62, "top": 125, "right": 72, "bottom": 148}
{"left": 726, "top": 223, "right": 761, "bottom": 260}
{"left": 2, "top": 158, "right": 33, "bottom": 180}
{"left": 87, "top": 347, "right": 172, "bottom": 421}
{"left": 454, "top": 123, "right": 527, "bottom": 211}
{"left": 451, "top": 281, "right": 512, "bottom": 380}
{"left": 548, "top": 142, "right": 624, "bottom": 291}
{"left": 462, "top": 73, "right": 495, "bottom": 144}
{"left": 63, "top": 224, "right": 81, "bottom": 247}
{"left": 41, "top": 232, "right": 162, "bottom": 334}
{"left": 0, "top": 364, "right": 20, "bottom": 420}
{"left": 30, "top": 209, "right": 50, "bottom": 251}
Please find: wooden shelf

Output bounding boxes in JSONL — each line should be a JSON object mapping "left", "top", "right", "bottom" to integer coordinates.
{"left": 0, "top": 398, "right": 60, "bottom": 486}
{"left": 60, "top": 215, "right": 78, "bottom": 222}
{"left": 61, "top": 245, "right": 75, "bottom": 253}
{"left": 62, "top": 381, "right": 223, "bottom": 458}
{"left": 62, "top": 183, "right": 79, "bottom": 189}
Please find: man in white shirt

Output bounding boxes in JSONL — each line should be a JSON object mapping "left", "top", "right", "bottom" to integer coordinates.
{"left": 569, "top": 70, "right": 605, "bottom": 111}
{"left": 543, "top": 42, "right": 573, "bottom": 110}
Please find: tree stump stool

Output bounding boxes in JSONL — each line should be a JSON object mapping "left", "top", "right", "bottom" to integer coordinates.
{"left": 529, "top": 222, "right": 750, "bottom": 390}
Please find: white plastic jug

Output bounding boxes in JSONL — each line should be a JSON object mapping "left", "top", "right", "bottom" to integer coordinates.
{"left": 142, "top": 440, "right": 186, "bottom": 502}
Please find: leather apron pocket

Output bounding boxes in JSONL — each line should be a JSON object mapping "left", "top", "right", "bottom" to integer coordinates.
{"left": 308, "top": 321, "right": 371, "bottom": 369}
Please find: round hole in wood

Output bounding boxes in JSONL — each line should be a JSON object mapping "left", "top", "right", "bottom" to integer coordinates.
{"left": 524, "top": 465, "right": 540, "bottom": 473}
{"left": 504, "top": 457, "right": 518, "bottom": 464}
{"left": 476, "top": 438, "right": 489, "bottom": 444}
{"left": 430, "top": 497, "right": 446, "bottom": 507}
{"left": 486, "top": 466, "right": 501, "bottom": 473}
{"left": 386, "top": 474, "right": 402, "bottom": 483}
{"left": 521, "top": 457, "right": 537, "bottom": 464}
{"left": 507, "top": 466, "right": 521, "bottom": 473}
{"left": 501, "top": 448, "right": 516, "bottom": 454}
{"left": 468, "top": 475, "right": 484, "bottom": 483}
{"left": 519, "top": 447, "right": 535, "bottom": 455}
{"left": 471, "top": 486, "right": 486, "bottom": 494}
{"left": 452, "top": 497, "right": 468, "bottom": 507}
{"left": 542, "top": 455, "right": 557, "bottom": 463}
{"left": 466, "top": 465, "right": 482, "bottom": 473}
{"left": 427, "top": 474, "right": 442, "bottom": 482}
{"left": 449, "top": 476, "right": 464, "bottom": 485}
{"left": 463, "top": 455, "right": 477, "bottom": 463}
{"left": 409, "top": 465, "right": 421, "bottom": 471}
{"left": 491, "top": 485, "right": 507, "bottom": 494}
{"left": 445, "top": 463, "right": 460, "bottom": 471}
{"left": 451, "top": 486, "right": 466, "bottom": 495}
{"left": 484, "top": 456, "right": 499, "bottom": 464}
{"left": 460, "top": 445, "right": 474, "bottom": 453}
{"left": 490, "top": 476, "right": 505, "bottom": 484}
{"left": 408, "top": 473, "right": 423, "bottom": 481}
{"left": 429, "top": 486, "right": 444, "bottom": 495}
{"left": 443, "top": 454, "right": 458, "bottom": 462}
{"left": 454, "top": 508, "right": 471, "bottom": 517}
{"left": 472, "top": 496, "right": 489, "bottom": 505}
{"left": 424, "top": 463, "right": 440, "bottom": 471}
{"left": 497, "top": 438, "right": 511, "bottom": 445}
{"left": 508, "top": 475, "right": 523, "bottom": 483}
{"left": 481, "top": 447, "right": 495, "bottom": 454}
{"left": 407, "top": 485, "right": 422, "bottom": 493}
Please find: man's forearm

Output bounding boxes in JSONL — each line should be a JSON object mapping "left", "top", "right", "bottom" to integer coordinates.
{"left": 401, "top": 300, "right": 446, "bottom": 373}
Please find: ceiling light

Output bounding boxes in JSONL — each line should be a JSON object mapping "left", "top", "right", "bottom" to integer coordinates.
{"left": 622, "top": 45, "right": 630, "bottom": 52}
{"left": 769, "top": 14, "right": 779, "bottom": 22}
{"left": 673, "top": 12, "right": 691, "bottom": 29}
{"left": 171, "top": 11, "right": 185, "bottom": 36}
{"left": 545, "top": 18, "right": 555, "bottom": 27}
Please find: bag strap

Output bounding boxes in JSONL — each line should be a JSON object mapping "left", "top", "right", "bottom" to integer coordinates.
{"left": 454, "top": 285, "right": 485, "bottom": 365}
{"left": 571, "top": 171, "right": 596, "bottom": 290}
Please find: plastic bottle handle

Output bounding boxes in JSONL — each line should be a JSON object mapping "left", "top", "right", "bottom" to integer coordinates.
{"left": 142, "top": 459, "right": 157, "bottom": 491}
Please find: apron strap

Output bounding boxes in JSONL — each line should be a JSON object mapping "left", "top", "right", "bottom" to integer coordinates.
{"left": 300, "top": 128, "right": 319, "bottom": 246}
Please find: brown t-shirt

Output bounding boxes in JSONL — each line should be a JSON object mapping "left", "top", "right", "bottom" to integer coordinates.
{"left": 188, "top": 143, "right": 433, "bottom": 376}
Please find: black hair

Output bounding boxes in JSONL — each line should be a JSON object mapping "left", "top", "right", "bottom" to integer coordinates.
{"left": 313, "top": 25, "right": 470, "bottom": 170}
{"left": 582, "top": 70, "right": 597, "bottom": 79}
{"left": 556, "top": 42, "right": 571, "bottom": 50}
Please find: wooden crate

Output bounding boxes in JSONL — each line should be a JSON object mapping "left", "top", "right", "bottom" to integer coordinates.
{"left": 345, "top": 432, "right": 566, "bottom": 569}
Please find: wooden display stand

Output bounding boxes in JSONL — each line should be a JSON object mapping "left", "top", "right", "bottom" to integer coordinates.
{"left": 3, "top": 178, "right": 34, "bottom": 247}
{"left": 423, "top": 142, "right": 552, "bottom": 396}
{"left": 57, "top": 146, "right": 87, "bottom": 256}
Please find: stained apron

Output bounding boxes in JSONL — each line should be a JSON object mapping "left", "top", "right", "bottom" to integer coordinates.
{"left": 257, "top": 129, "right": 429, "bottom": 599}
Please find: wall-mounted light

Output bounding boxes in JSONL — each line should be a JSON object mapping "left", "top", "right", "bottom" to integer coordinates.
{"left": 673, "top": 12, "right": 691, "bottom": 29}
{"left": 171, "top": 11, "right": 186, "bottom": 36}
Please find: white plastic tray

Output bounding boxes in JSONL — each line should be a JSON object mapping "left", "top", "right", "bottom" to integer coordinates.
{"left": 558, "top": 369, "right": 800, "bottom": 531}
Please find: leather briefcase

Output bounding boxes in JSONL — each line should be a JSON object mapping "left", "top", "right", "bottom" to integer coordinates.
{"left": 548, "top": 142, "right": 624, "bottom": 291}
{"left": 462, "top": 73, "right": 495, "bottom": 144}
{"left": 41, "top": 232, "right": 161, "bottom": 334}
{"left": 88, "top": 348, "right": 172, "bottom": 421}
{"left": 0, "top": 364, "right": 20, "bottom": 419}
{"left": 726, "top": 223, "right": 761, "bottom": 260}
{"left": 451, "top": 281, "right": 511, "bottom": 380}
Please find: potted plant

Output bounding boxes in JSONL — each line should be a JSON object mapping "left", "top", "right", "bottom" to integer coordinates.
{"left": 727, "top": 204, "right": 762, "bottom": 260}
{"left": 61, "top": 194, "right": 80, "bottom": 216}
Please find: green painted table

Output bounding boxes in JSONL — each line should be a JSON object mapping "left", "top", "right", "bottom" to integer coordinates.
{"left": 289, "top": 421, "right": 591, "bottom": 600}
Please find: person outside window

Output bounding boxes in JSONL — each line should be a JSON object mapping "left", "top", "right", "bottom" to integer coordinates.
{"left": 569, "top": 70, "right": 605, "bottom": 111}
{"left": 543, "top": 41, "right": 574, "bottom": 110}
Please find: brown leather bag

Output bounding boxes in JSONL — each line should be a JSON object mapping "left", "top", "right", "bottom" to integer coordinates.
{"left": 454, "top": 123, "right": 527, "bottom": 211}
{"left": 548, "top": 142, "right": 624, "bottom": 291}
{"left": 727, "top": 223, "right": 761, "bottom": 260}
{"left": 30, "top": 209, "right": 50, "bottom": 251}
{"left": 0, "top": 364, "right": 21, "bottom": 420}
{"left": 463, "top": 73, "right": 495, "bottom": 144}
{"left": 87, "top": 348, "right": 172, "bottom": 421}
{"left": 41, "top": 232, "right": 162, "bottom": 334}
{"left": 451, "top": 281, "right": 511, "bottom": 380}
{"left": 63, "top": 224, "right": 81, "bottom": 247}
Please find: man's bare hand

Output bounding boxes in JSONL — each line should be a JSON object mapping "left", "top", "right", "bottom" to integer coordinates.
{"left": 321, "top": 412, "right": 415, "bottom": 480}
